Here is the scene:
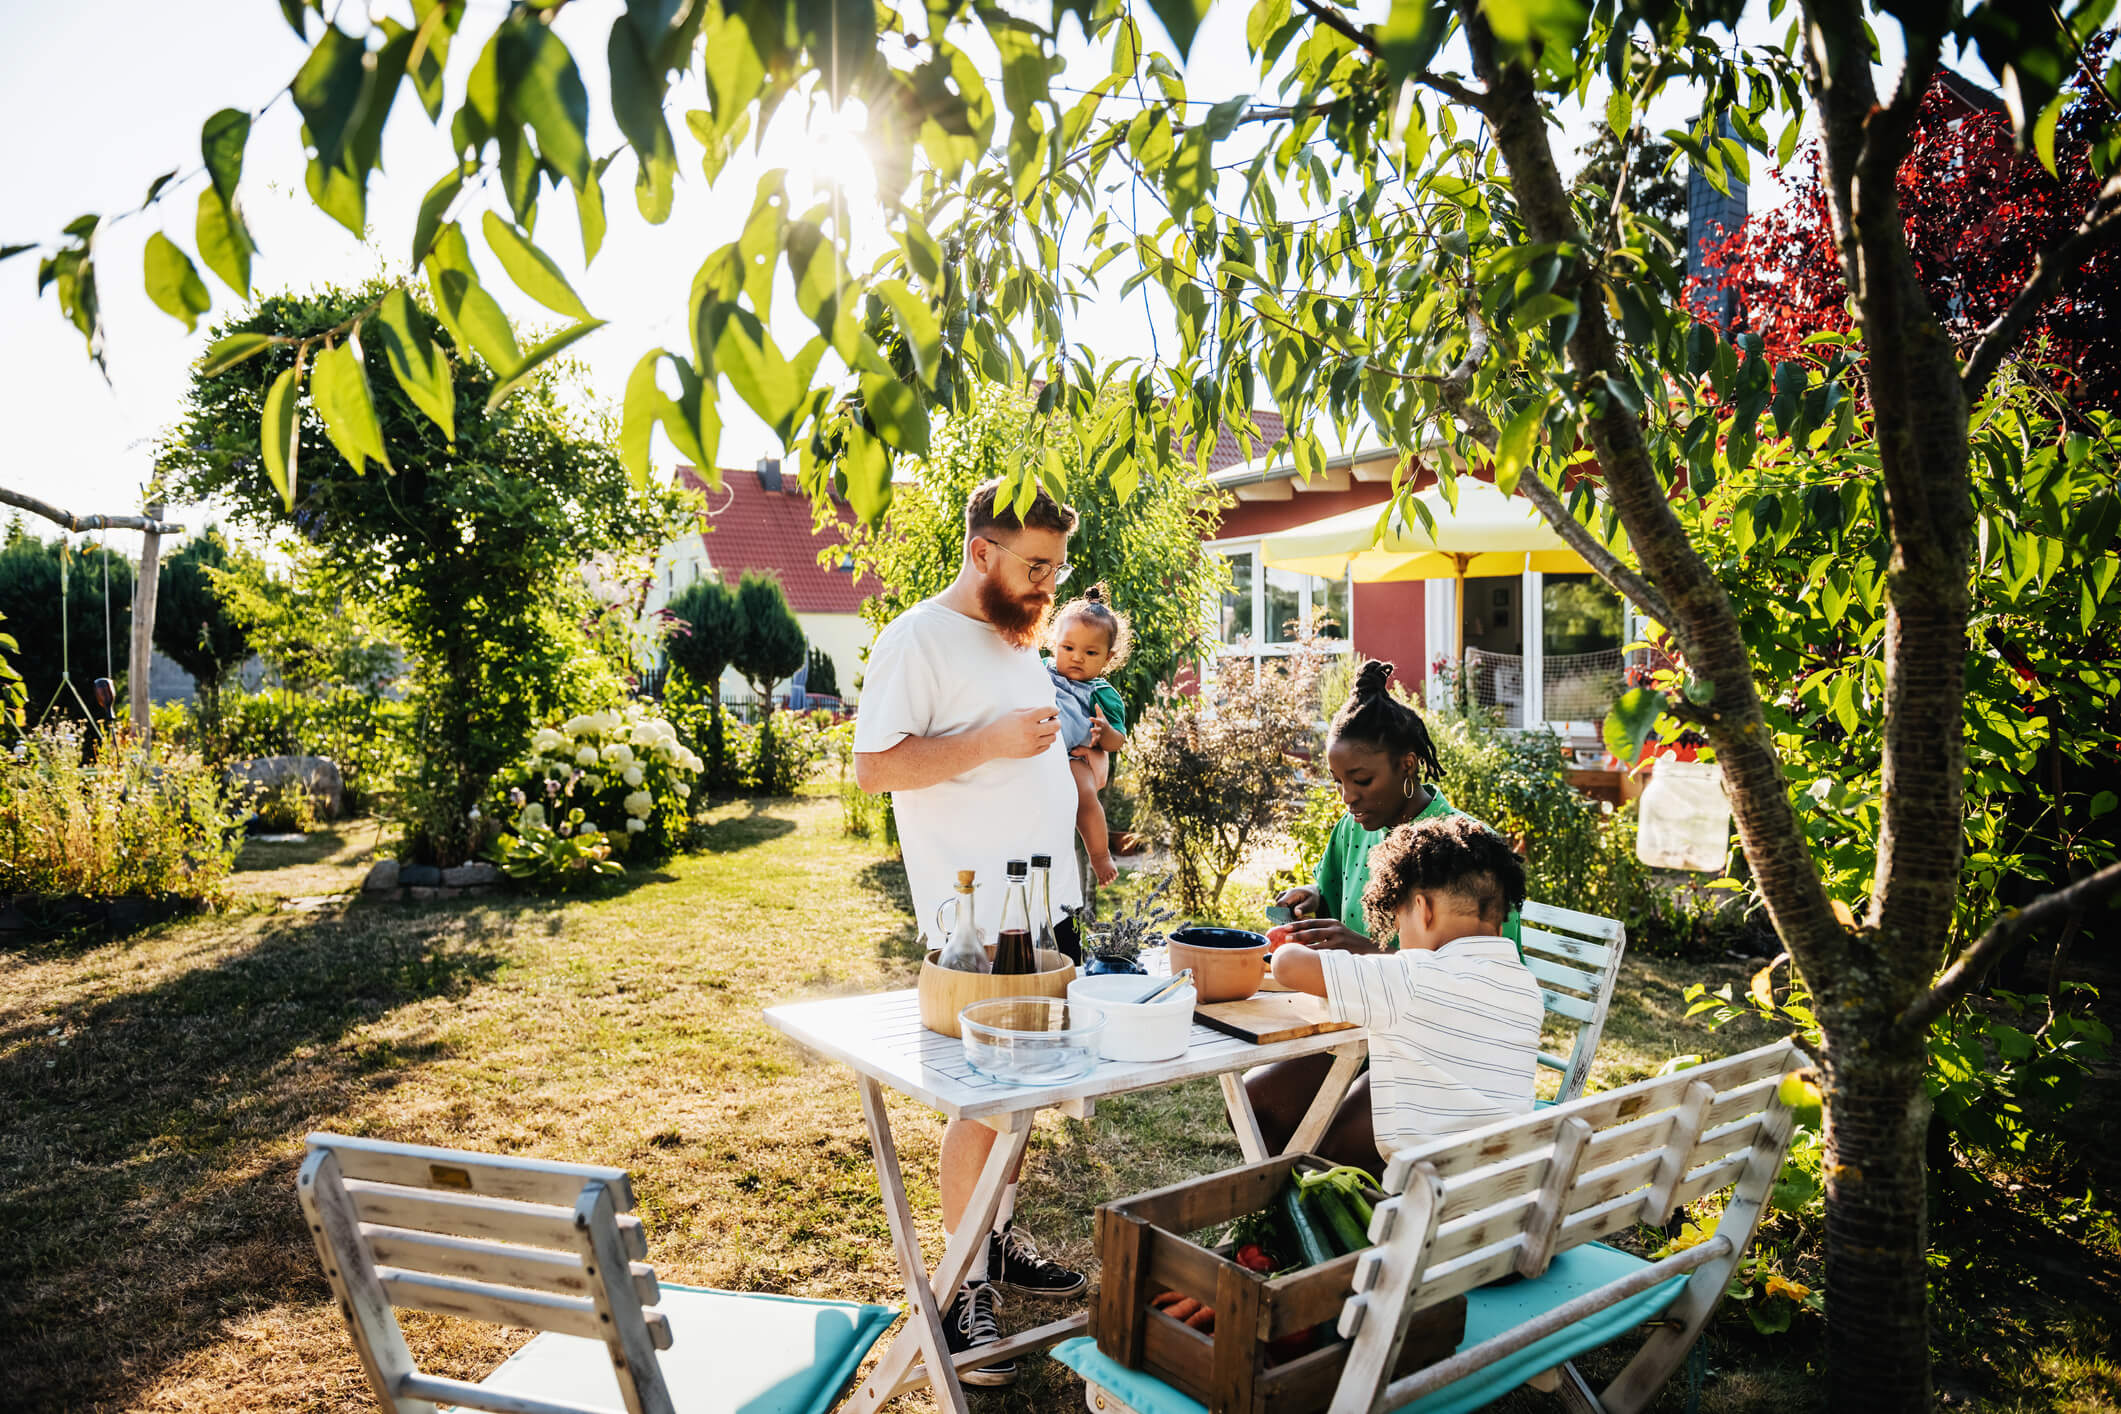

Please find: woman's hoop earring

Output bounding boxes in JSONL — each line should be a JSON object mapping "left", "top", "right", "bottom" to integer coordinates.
{"left": 1402, "top": 776, "right": 1418, "bottom": 800}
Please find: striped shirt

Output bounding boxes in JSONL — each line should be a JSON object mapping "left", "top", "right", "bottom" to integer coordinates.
{"left": 1319, "top": 936, "right": 1544, "bottom": 1157}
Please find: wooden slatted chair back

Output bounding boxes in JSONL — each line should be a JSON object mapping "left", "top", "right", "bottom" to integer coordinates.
{"left": 1327, "top": 1039, "right": 1809, "bottom": 1414}
{"left": 1519, "top": 900, "right": 1628, "bottom": 1104}
{"left": 298, "top": 1132, "right": 676, "bottom": 1414}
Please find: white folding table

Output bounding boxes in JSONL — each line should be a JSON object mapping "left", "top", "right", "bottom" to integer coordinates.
{"left": 762, "top": 986, "right": 1368, "bottom": 1414}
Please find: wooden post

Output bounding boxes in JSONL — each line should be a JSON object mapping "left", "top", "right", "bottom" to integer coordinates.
{"left": 129, "top": 500, "right": 165, "bottom": 743}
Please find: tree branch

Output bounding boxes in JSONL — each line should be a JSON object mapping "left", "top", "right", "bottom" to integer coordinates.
{"left": 1897, "top": 859, "right": 2121, "bottom": 1036}
{"left": 1290, "top": 0, "right": 1492, "bottom": 111}
{"left": 1423, "top": 301, "right": 1679, "bottom": 629}
{"left": 1961, "top": 171, "right": 2121, "bottom": 399}
{"left": 0, "top": 486, "right": 184, "bottom": 535}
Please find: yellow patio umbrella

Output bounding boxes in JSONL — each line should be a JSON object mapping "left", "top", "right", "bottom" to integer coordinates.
{"left": 1260, "top": 480, "right": 1592, "bottom": 660}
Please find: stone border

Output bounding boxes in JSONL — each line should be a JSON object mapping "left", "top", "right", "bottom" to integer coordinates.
{"left": 360, "top": 859, "right": 508, "bottom": 902}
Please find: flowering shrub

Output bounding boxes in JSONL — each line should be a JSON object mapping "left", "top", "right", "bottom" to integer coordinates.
{"left": 490, "top": 807, "right": 624, "bottom": 889}
{"left": 490, "top": 704, "right": 702, "bottom": 864}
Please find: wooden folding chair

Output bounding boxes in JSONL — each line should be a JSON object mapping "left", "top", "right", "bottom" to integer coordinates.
{"left": 1519, "top": 901, "right": 1629, "bottom": 1105}
{"left": 1053, "top": 1038, "right": 1808, "bottom": 1414}
{"left": 298, "top": 1133, "right": 894, "bottom": 1414}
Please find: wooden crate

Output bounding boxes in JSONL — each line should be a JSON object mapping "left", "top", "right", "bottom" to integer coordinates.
{"left": 1092, "top": 1153, "right": 1466, "bottom": 1414}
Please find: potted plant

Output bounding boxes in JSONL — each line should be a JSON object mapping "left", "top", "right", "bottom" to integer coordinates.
{"left": 1077, "top": 874, "right": 1177, "bottom": 976}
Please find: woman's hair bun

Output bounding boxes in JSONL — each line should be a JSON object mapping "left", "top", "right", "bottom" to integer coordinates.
{"left": 1354, "top": 659, "right": 1396, "bottom": 702}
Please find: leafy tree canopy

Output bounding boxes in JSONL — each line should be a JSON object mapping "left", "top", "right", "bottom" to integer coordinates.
{"left": 153, "top": 526, "right": 252, "bottom": 712}
{"left": 732, "top": 569, "right": 807, "bottom": 705}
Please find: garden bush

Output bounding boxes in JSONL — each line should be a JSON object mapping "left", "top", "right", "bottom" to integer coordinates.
{"left": 155, "top": 689, "right": 412, "bottom": 816}
{"left": 1133, "top": 648, "right": 1321, "bottom": 916}
{"left": 489, "top": 703, "right": 703, "bottom": 865}
{"left": 0, "top": 723, "right": 242, "bottom": 902}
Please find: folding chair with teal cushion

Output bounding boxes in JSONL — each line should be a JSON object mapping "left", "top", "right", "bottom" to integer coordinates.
{"left": 1052, "top": 1038, "right": 1809, "bottom": 1414}
{"left": 298, "top": 1133, "right": 894, "bottom": 1414}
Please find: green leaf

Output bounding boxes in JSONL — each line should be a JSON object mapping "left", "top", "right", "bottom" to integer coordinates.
{"left": 841, "top": 422, "right": 893, "bottom": 522}
{"left": 142, "top": 234, "right": 210, "bottom": 334}
{"left": 311, "top": 333, "right": 392, "bottom": 473}
{"left": 305, "top": 150, "right": 367, "bottom": 237}
{"left": 873, "top": 279, "right": 943, "bottom": 386}
{"left": 1143, "top": 0, "right": 1210, "bottom": 56}
{"left": 194, "top": 186, "right": 253, "bottom": 297}
{"left": 0, "top": 244, "right": 33, "bottom": 263}
{"left": 574, "top": 157, "right": 609, "bottom": 264}
{"left": 2033, "top": 92, "right": 2065, "bottom": 177}
{"left": 1512, "top": 292, "right": 1576, "bottom": 330}
{"left": 200, "top": 331, "right": 277, "bottom": 377}
{"left": 200, "top": 108, "right": 250, "bottom": 203}
{"left": 713, "top": 311, "right": 808, "bottom": 441}
{"left": 374, "top": 287, "right": 455, "bottom": 444}
{"left": 412, "top": 165, "right": 464, "bottom": 266}
{"left": 260, "top": 349, "right": 305, "bottom": 511}
{"left": 1379, "top": 0, "right": 1449, "bottom": 81}
{"left": 509, "top": 23, "right": 591, "bottom": 187}
{"left": 1602, "top": 686, "right": 1663, "bottom": 764}
{"left": 861, "top": 370, "right": 931, "bottom": 456}
{"left": 2090, "top": 790, "right": 2117, "bottom": 820}
{"left": 1493, "top": 397, "right": 1547, "bottom": 495}
{"left": 619, "top": 348, "right": 718, "bottom": 482}
{"left": 482, "top": 211, "right": 592, "bottom": 319}
{"left": 407, "top": 0, "right": 460, "bottom": 120}
{"left": 292, "top": 23, "right": 370, "bottom": 168}
{"left": 1605, "top": 88, "right": 1633, "bottom": 138}
{"left": 423, "top": 222, "right": 522, "bottom": 372}
{"left": 485, "top": 317, "right": 607, "bottom": 409}
{"left": 277, "top": 0, "right": 311, "bottom": 38}
{"left": 609, "top": 17, "right": 677, "bottom": 222}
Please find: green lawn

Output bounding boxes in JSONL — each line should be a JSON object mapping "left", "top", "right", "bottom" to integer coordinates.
{"left": 1, "top": 794, "right": 2112, "bottom": 1412}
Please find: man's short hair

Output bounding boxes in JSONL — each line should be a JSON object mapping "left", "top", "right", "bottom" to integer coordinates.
{"left": 965, "top": 476, "right": 1079, "bottom": 540}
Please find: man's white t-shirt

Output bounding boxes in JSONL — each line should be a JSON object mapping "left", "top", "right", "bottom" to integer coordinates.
{"left": 853, "top": 598, "right": 1084, "bottom": 943}
{"left": 1318, "top": 936, "right": 1543, "bottom": 1158}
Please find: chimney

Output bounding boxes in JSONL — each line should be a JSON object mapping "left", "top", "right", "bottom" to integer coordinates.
{"left": 756, "top": 457, "right": 782, "bottom": 493}
{"left": 1686, "top": 113, "right": 1748, "bottom": 332}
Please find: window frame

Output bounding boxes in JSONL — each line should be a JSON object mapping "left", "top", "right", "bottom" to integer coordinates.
{"left": 1204, "top": 535, "right": 1355, "bottom": 661}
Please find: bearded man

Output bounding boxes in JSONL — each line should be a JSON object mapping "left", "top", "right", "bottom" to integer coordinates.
{"left": 851, "top": 476, "right": 1088, "bottom": 1383}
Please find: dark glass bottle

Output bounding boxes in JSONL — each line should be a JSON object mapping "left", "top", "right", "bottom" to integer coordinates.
{"left": 993, "top": 859, "right": 1038, "bottom": 975}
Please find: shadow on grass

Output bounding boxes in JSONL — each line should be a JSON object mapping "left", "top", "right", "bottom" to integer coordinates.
{"left": 232, "top": 819, "right": 371, "bottom": 873}
{"left": 857, "top": 860, "right": 924, "bottom": 965}
{"left": 0, "top": 903, "right": 521, "bottom": 1413}
{"left": 688, "top": 799, "right": 800, "bottom": 854}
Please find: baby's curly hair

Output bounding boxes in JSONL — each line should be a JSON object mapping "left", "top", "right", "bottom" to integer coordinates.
{"left": 1051, "top": 582, "right": 1134, "bottom": 672}
{"left": 1362, "top": 813, "right": 1527, "bottom": 941}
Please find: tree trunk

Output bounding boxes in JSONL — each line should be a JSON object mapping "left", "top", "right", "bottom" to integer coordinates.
{"left": 1819, "top": 1033, "right": 1933, "bottom": 1414}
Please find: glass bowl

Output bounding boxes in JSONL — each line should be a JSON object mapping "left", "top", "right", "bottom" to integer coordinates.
{"left": 959, "top": 997, "right": 1107, "bottom": 1086}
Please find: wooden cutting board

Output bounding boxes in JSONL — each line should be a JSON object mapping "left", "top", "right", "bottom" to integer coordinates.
{"left": 1194, "top": 992, "right": 1355, "bottom": 1044}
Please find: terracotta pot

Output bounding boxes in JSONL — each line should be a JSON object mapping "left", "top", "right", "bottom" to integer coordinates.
{"left": 1166, "top": 926, "right": 1270, "bottom": 1004}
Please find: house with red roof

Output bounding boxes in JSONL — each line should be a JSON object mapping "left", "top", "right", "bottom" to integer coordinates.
{"left": 646, "top": 459, "right": 877, "bottom": 707}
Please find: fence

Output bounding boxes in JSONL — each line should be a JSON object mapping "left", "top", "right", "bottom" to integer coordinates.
{"left": 1462, "top": 646, "right": 1631, "bottom": 729}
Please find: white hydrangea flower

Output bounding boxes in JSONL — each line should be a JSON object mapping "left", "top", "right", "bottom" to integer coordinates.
{"left": 575, "top": 746, "right": 600, "bottom": 767}
{"left": 625, "top": 817, "right": 647, "bottom": 834}
{"left": 674, "top": 783, "right": 690, "bottom": 800}
{"left": 520, "top": 803, "right": 546, "bottom": 829}
{"left": 602, "top": 742, "right": 635, "bottom": 766}
{"left": 624, "top": 790, "right": 654, "bottom": 818}
{"left": 584, "top": 773, "right": 605, "bottom": 791}
{"left": 531, "top": 727, "right": 565, "bottom": 754}
{"left": 562, "top": 714, "right": 597, "bottom": 736}
{"left": 622, "top": 765, "right": 645, "bottom": 788}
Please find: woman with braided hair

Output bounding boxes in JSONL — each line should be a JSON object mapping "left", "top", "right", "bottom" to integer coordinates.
{"left": 1244, "top": 658, "right": 1523, "bottom": 1161}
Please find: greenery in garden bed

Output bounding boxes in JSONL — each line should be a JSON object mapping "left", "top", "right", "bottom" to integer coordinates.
{"left": 3, "top": 794, "right": 2110, "bottom": 1414}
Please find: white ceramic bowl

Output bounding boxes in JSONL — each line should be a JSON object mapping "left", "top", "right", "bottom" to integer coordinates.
{"left": 1066, "top": 974, "right": 1196, "bottom": 1063}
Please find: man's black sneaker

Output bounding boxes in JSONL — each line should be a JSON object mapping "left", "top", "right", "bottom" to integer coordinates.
{"left": 990, "top": 1222, "right": 1089, "bottom": 1299}
{"left": 941, "top": 1281, "right": 1017, "bottom": 1387}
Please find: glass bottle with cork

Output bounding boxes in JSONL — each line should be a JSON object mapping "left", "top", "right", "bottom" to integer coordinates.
{"left": 935, "top": 869, "right": 989, "bottom": 973}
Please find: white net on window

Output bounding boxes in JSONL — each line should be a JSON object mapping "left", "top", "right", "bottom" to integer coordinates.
{"left": 1542, "top": 647, "right": 1627, "bottom": 723}
{"left": 1463, "top": 648, "right": 1525, "bottom": 727}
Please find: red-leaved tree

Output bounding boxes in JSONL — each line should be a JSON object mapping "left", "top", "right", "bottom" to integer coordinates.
{"left": 1703, "top": 37, "right": 2121, "bottom": 410}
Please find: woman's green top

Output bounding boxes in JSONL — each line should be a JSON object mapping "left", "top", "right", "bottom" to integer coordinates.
{"left": 1311, "top": 786, "right": 1524, "bottom": 950}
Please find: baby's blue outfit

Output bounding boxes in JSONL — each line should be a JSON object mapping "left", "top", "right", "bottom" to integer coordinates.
{"left": 1047, "top": 667, "right": 1100, "bottom": 751}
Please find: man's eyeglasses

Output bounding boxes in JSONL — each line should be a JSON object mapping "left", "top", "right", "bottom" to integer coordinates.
{"left": 978, "top": 536, "right": 1073, "bottom": 586}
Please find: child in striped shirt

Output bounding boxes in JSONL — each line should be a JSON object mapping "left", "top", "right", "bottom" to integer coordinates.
{"left": 1268, "top": 813, "right": 1543, "bottom": 1164}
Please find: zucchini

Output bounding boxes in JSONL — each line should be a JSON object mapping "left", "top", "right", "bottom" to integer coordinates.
{"left": 1308, "top": 1184, "right": 1370, "bottom": 1255}
{"left": 1278, "top": 1182, "right": 1333, "bottom": 1267}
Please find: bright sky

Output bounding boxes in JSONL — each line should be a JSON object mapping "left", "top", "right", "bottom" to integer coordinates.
{"left": 0, "top": 1, "right": 1969, "bottom": 546}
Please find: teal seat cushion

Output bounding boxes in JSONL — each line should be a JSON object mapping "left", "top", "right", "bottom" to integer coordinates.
{"left": 1051, "top": 1243, "right": 1688, "bottom": 1414}
{"left": 468, "top": 1284, "right": 897, "bottom": 1414}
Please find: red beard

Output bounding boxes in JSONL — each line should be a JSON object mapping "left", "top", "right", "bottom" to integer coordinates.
{"left": 978, "top": 576, "right": 1052, "bottom": 649}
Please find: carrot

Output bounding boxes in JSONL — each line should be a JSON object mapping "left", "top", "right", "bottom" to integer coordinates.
{"left": 1164, "top": 1298, "right": 1202, "bottom": 1322}
{"left": 1150, "top": 1290, "right": 1186, "bottom": 1310}
{"left": 1184, "top": 1305, "right": 1216, "bottom": 1333}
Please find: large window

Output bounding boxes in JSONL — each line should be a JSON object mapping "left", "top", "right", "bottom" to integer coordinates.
{"left": 1210, "top": 540, "right": 1352, "bottom": 655}
{"left": 1540, "top": 573, "right": 1625, "bottom": 724}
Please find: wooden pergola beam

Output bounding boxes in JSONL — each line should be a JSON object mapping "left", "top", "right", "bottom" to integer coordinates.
{"left": 2, "top": 486, "right": 185, "bottom": 536}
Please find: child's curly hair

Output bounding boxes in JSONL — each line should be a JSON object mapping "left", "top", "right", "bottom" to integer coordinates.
{"left": 1362, "top": 813, "right": 1527, "bottom": 941}
{"left": 1051, "top": 582, "right": 1134, "bottom": 672}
